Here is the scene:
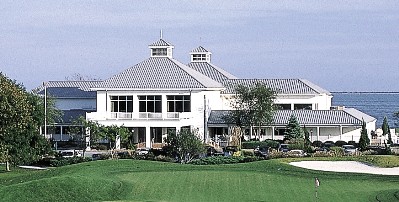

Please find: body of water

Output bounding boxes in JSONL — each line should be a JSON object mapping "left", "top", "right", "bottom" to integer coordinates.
{"left": 332, "top": 92, "right": 399, "bottom": 128}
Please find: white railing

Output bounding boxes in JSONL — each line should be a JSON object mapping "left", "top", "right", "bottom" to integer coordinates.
{"left": 167, "top": 112, "right": 179, "bottom": 119}
{"left": 110, "top": 112, "right": 133, "bottom": 119}
{"left": 88, "top": 112, "right": 190, "bottom": 120}
{"left": 138, "top": 112, "right": 162, "bottom": 119}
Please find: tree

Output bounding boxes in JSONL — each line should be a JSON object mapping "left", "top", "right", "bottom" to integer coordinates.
{"left": 163, "top": 129, "right": 205, "bottom": 163}
{"left": 284, "top": 114, "right": 303, "bottom": 140}
{"left": 358, "top": 119, "right": 370, "bottom": 151}
{"left": 227, "top": 82, "right": 277, "bottom": 141}
{"left": 0, "top": 73, "right": 56, "bottom": 171}
{"left": 303, "top": 125, "right": 311, "bottom": 149}
{"left": 65, "top": 73, "right": 100, "bottom": 81}
{"left": 382, "top": 116, "right": 389, "bottom": 137}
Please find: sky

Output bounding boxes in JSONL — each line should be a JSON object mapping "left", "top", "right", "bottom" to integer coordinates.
{"left": 1, "top": 0, "right": 399, "bottom": 92}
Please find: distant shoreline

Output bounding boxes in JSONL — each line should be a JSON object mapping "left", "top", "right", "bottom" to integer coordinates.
{"left": 331, "top": 92, "right": 399, "bottom": 94}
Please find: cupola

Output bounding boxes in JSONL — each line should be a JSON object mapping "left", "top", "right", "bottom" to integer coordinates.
{"left": 190, "top": 46, "right": 211, "bottom": 62}
{"left": 148, "top": 38, "right": 174, "bottom": 58}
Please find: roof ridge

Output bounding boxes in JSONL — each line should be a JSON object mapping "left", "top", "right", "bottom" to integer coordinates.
{"left": 169, "top": 58, "right": 223, "bottom": 88}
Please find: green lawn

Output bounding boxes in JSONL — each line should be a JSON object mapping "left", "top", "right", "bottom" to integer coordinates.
{"left": 0, "top": 159, "right": 398, "bottom": 202}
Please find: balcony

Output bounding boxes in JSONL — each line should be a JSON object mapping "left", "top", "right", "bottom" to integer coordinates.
{"left": 86, "top": 112, "right": 190, "bottom": 120}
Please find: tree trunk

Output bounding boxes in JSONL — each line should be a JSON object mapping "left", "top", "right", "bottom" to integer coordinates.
{"left": 6, "top": 161, "right": 10, "bottom": 171}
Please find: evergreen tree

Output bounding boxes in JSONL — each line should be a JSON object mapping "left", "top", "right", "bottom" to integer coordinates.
{"left": 382, "top": 116, "right": 389, "bottom": 136}
{"left": 387, "top": 125, "right": 393, "bottom": 145}
{"left": 358, "top": 119, "right": 370, "bottom": 151}
{"left": 284, "top": 114, "right": 303, "bottom": 140}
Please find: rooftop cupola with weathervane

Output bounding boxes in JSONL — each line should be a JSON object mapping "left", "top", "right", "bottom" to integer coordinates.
{"left": 190, "top": 46, "right": 211, "bottom": 63}
{"left": 149, "top": 36, "right": 174, "bottom": 58}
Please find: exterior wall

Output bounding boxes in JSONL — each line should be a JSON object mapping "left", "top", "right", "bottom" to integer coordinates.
{"left": 87, "top": 89, "right": 222, "bottom": 147}
{"left": 55, "top": 98, "right": 96, "bottom": 110}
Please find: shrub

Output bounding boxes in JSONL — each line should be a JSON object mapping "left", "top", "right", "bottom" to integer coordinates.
{"left": 95, "top": 144, "right": 108, "bottom": 150}
{"left": 189, "top": 156, "right": 261, "bottom": 165}
{"left": 287, "top": 138, "right": 305, "bottom": 150}
{"left": 310, "top": 151, "right": 335, "bottom": 157}
{"left": 329, "top": 146, "right": 344, "bottom": 157}
{"left": 335, "top": 140, "right": 348, "bottom": 147}
{"left": 241, "top": 149, "right": 254, "bottom": 156}
{"left": 312, "top": 141, "right": 322, "bottom": 147}
{"left": 154, "top": 155, "right": 176, "bottom": 162}
{"left": 348, "top": 141, "right": 357, "bottom": 146}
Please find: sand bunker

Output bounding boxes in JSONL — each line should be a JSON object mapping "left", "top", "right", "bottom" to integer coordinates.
{"left": 289, "top": 161, "right": 399, "bottom": 175}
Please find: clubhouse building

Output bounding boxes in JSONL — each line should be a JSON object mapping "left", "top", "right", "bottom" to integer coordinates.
{"left": 36, "top": 37, "right": 378, "bottom": 149}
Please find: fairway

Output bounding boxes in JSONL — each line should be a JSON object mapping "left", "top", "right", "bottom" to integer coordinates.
{"left": 0, "top": 160, "right": 398, "bottom": 202}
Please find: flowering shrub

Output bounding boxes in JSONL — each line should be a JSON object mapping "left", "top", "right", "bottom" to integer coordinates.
{"left": 189, "top": 156, "right": 261, "bottom": 165}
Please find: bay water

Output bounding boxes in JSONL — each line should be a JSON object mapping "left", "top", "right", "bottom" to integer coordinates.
{"left": 332, "top": 92, "right": 399, "bottom": 128}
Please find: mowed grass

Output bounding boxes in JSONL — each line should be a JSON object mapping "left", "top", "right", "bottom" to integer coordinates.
{"left": 0, "top": 159, "right": 398, "bottom": 202}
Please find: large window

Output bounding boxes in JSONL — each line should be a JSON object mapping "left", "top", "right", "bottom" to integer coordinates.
{"left": 294, "top": 104, "right": 312, "bottom": 110}
{"left": 111, "top": 96, "right": 133, "bottom": 112}
{"left": 192, "top": 54, "right": 207, "bottom": 61}
{"left": 167, "top": 95, "right": 191, "bottom": 112}
{"left": 152, "top": 48, "right": 167, "bottom": 56}
{"left": 139, "top": 95, "right": 162, "bottom": 112}
{"left": 276, "top": 104, "right": 291, "bottom": 110}
{"left": 151, "top": 127, "right": 163, "bottom": 143}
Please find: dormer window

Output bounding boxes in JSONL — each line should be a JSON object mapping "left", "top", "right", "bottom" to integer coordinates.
{"left": 192, "top": 54, "right": 207, "bottom": 61}
{"left": 149, "top": 39, "right": 174, "bottom": 58}
{"left": 152, "top": 48, "right": 167, "bottom": 56}
{"left": 190, "top": 46, "right": 211, "bottom": 62}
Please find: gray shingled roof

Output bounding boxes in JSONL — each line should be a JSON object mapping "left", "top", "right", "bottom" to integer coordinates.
{"left": 222, "top": 79, "right": 331, "bottom": 95}
{"left": 188, "top": 62, "right": 238, "bottom": 83}
{"left": 190, "top": 46, "right": 210, "bottom": 53}
{"left": 149, "top": 39, "right": 173, "bottom": 47}
{"left": 208, "top": 108, "right": 374, "bottom": 126}
{"left": 97, "top": 57, "right": 224, "bottom": 89}
{"left": 33, "top": 81, "right": 101, "bottom": 98}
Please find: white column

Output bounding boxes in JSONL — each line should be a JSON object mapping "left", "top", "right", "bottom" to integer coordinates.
{"left": 339, "top": 125, "right": 343, "bottom": 140}
{"left": 115, "top": 135, "right": 121, "bottom": 150}
{"left": 162, "top": 95, "right": 167, "bottom": 119}
{"left": 317, "top": 127, "right": 320, "bottom": 141}
{"left": 85, "top": 127, "right": 91, "bottom": 151}
{"left": 145, "top": 127, "right": 151, "bottom": 148}
{"left": 271, "top": 126, "right": 275, "bottom": 140}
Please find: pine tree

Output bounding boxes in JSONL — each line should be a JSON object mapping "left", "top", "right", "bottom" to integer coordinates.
{"left": 382, "top": 116, "right": 389, "bottom": 136}
{"left": 358, "top": 119, "right": 370, "bottom": 151}
{"left": 284, "top": 114, "right": 303, "bottom": 140}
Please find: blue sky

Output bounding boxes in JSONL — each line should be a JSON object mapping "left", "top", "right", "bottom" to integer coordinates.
{"left": 1, "top": 0, "right": 398, "bottom": 91}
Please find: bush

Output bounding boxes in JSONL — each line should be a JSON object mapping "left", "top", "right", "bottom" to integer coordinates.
{"left": 189, "top": 156, "right": 262, "bottom": 165}
{"left": 312, "top": 141, "right": 323, "bottom": 147}
{"left": 241, "top": 140, "right": 279, "bottom": 149}
{"left": 95, "top": 144, "right": 108, "bottom": 150}
{"left": 48, "top": 157, "right": 91, "bottom": 167}
{"left": 287, "top": 139, "right": 305, "bottom": 150}
{"left": 335, "top": 140, "right": 348, "bottom": 147}
{"left": 154, "top": 155, "right": 176, "bottom": 162}
{"left": 329, "top": 146, "right": 344, "bottom": 157}
{"left": 241, "top": 149, "right": 254, "bottom": 156}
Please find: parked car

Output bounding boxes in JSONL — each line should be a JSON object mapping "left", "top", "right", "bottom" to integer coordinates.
{"left": 136, "top": 148, "right": 150, "bottom": 156}
{"left": 59, "top": 150, "right": 81, "bottom": 158}
{"left": 342, "top": 145, "right": 357, "bottom": 154}
{"left": 254, "top": 147, "right": 269, "bottom": 158}
{"left": 279, "top": 144, "right": 290, "bottom": 152}
{"left": 288, "top": 149, "right": 307, "bottom": 157}
{"left": 206, "top": 146, "right": 224, "bottom": 156}
{"left": 91, "top": 153, "right": 102, "bottom": 160}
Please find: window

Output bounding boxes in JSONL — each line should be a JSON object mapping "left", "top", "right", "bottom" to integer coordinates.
{"left": 152, "top": 48, "right": 167, "bottom": 56}
{"left": 111, "top": 96, "right": 133, "bottom": 112}
{"left": 274, "top": 128, "right": 286, "bottom": 136}
{"left": 139, "top": 95, "right": 162, "bottom": 112}
{"left": 276, "top": 104, "right": 291, "bottom": 110}
{"left": 167, "top": 95, "right": 191, "bottom": 112}
{"left": 192, "top": 54, "right": 207, "bottom": 61}
{"left": 151, "top": 127, "right": 163, "bottom": 143}
{"left": 294, "top": 104, "right": 312, "bottom": 110}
